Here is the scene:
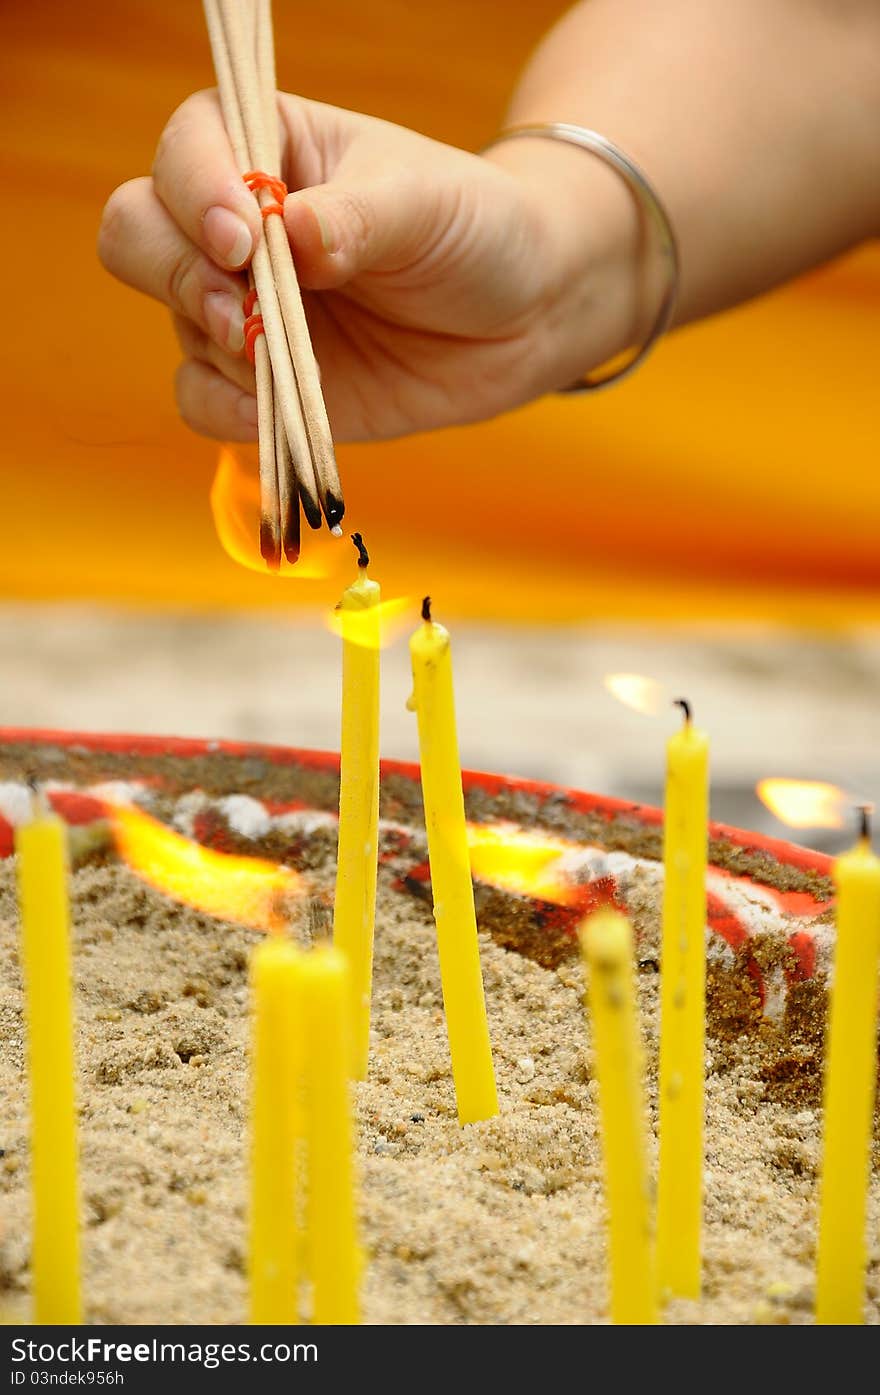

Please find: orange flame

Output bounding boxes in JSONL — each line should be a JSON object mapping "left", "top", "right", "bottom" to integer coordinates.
{"left": 325, "top": 595, "right": 413, "bottom": 649}
{"left": 466, "top": 822, "right": 578, "bottom": 905}
{"left": 110, "top": 803, "right": 302, "bottom": 931}
{"left": 604, "top": 672, "right": 665, "bottom": 716}
{"left": 756, "top": 778, "right": 846, "bottom": 830}
{"left": 210, "top": 447, "right": 338, "bottom": 579}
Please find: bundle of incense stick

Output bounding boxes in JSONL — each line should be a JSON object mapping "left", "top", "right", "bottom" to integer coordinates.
{"left": 203, "top": 0, "right": 343, "bottom": 567}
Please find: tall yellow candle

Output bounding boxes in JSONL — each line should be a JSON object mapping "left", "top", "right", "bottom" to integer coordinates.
{"left": 581, "top": 909, "right": 657, "bottom": 1325}
{"left": 408, "top": 597, "right": 498, "bottom": 1126}
{"left": 249, "top": 935, "right": 300, "bottom": 1324}
{"left": 302, "top": 946, "right": 360, "bottom": 1324}
{"left": 656, "top": 698, "right": 709, "bottom": 1300}
{"left": 815, "top": 809, "right": 880, "bottom": 1324}
{"left": 15, "top": 798, "right": 81, "bottom": 1324}
{"left": 333, "top": 533, "right": 381, "bottom": 1080}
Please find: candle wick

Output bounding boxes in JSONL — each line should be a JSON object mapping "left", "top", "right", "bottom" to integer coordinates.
{"left": 25, "top": 777, "right": 48, "bottom": 820}
{"left": 672, "top": 697, "right": 692, "bottom": 726}
{"left": 857, "top": 803, "right": 873, "bottom": 845}
{"left": 350, "top": 532, "right": 369, "bottom": 570}
{"left": 421, "top": 596, "right": 432, "bottom": 623}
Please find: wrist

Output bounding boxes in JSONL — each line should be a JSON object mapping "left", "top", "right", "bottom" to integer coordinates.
{"left": 483, "top": 132, "right": 661, "bottom": 391}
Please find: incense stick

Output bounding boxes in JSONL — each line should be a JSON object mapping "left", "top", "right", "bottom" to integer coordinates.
{"left": 252, "top": 0, "right": 343, "bottom": 532}
{"left": 255, "top": 15, "right": 343, "bottom": 538}
{"left": 212, "top": 0, "right": 322, "bottom": 530}
{"left": 203, "top": 0, "right": 327, "bottom": 538}
{"left": 217, "top": 0, "right": 344, "bottom": 534}
{"left": 203, "top": 0, "right": 283, "bottom": 554}
{"left": 274, "top": 393, "right": 300, "bottom": 563}
{"left": 253, "top": 0, "right": 303, "bottom": 561}
{"left": 247, "top": 0, "right": 286, "bottom": 563}
{"left": 256, "top": 333, "right": 281, "bottom": 569}
{"left": 255, "top": 0, "right": 279, "bottom": 172}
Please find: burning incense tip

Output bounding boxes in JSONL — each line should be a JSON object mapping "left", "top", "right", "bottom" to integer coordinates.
{"left": 282, "top": 486, "right": 301, "bottom": 567}
{"left": 301, "top": 491, "right": 324, "bottom": 531}
{"left": 421, "top": 596, "right": 432, "bottom": 623}
{"left": 673, "top": 697, "right": 692, "bottom": 725}
{"left": 324, "top": 492, "right": 345, "bottom": 530}
{"left": 330, "top": 525, "right": 343, "bottom": 538}
{"left": 351, "top": 533, "right": 370, "bottom": 569}
{"left": 259, "top": 521, "right": 282, "bottom": 572}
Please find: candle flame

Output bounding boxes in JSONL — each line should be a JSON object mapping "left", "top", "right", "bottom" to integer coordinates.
{"left": 756, "top": 778, "right": 846, "bottom": 830}
{"left": 325, "top": 596, "right": 412, "bottom": 649}
{"left": 109, "top": 803, "right": 303, "bottom": 931}
{"left": 467, "top": 822, "right": 579, "bottom": 905}
{"left": 210, "top": 447, "right": 337, "bottom": 579}
{"left": 603, "top": 673, "right": 665, "bottom": 716}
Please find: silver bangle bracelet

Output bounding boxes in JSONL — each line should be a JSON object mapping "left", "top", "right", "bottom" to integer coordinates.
{"left": 483, "top": 123, "right": 680, "bottom": 393}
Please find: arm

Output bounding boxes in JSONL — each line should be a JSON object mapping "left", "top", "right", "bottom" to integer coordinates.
{"left": 99, "top": 0, "right": 880, "bottom": 443}
{"left": 490, "top": 0, "right": 880, "bottom": 337}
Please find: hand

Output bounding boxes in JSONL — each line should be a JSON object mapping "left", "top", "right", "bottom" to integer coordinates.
{"left": 98, "top": 91, "right": 633, "bottom": 443}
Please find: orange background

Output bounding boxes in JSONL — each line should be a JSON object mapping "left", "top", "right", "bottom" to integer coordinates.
{"left": 1, "top": 0, "right": 878, "bottom": 623}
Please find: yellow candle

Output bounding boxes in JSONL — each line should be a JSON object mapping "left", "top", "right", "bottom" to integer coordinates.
{"left": 301, "top": 946, "right": 360, "bottom": 1324}
{"left": 15, "top": 800, "right": 81, "bottom": 1324}
{"left": 249, "top": 935, "right": 301, "bottom": 1324}
{"left": 333, "top": 532, "right": 381, "bottom": 1080}
{"left": 581, "top": 909, "right": 657, "bottom": 1324}
{"left": 815, "top": 812, "right": 880, "bottom": 1324}
{"left": 656, "top": 699, "right": 709, "bottom": 1300}
{"left": 408, "top": 598, "right": 498, "bottom": 1126}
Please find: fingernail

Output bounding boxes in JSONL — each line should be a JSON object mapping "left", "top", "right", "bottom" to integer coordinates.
{"left": 204, "top": 206, "right": 253, "bottom": 269}
{"left": 316, "top": 209, "right": 336, "bottom": 252}
{"left": 239, "top": 393, "right": 259, "bottom": 428}
{"left": 204, "top": 291, "right": 245, "bottom": 352}
{"left": 301, "top": 200, "right": 336, "bottom": 253}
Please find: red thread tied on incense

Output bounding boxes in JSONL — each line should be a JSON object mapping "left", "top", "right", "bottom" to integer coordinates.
{"left": 242, "top": 287, "right": 264, "bottom": 365}
{"left": 243, "top": 170, "right": 288, "bottom": 219}
{"left": 241, "top": 173, "right": 289, "bottom": 362}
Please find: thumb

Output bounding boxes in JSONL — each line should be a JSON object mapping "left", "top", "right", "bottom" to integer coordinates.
{"left": 283, "top": 172, "right": 435, "bottom": 290}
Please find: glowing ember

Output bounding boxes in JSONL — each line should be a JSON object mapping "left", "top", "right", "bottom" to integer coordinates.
{"left": 466, "top": 822, "right": 578, "bottom": 905}
{"left": 110, "top": 803, "right": 302, "bottom": 931}
{"left": 325, "top": 596, "right": 412, "bottom": 649}
{"left": 210, "top": 448, "right": 337, "bottom": 578}
{"left": 756, "top": 778, "right": 846, "bottom": 830}
{"left": 603, "top": 672, "right": 665, "bottom": 716}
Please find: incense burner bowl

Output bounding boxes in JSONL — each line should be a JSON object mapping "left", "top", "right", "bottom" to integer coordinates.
{"left": 0, "top": 728, "right": 834, "bottom": 1095}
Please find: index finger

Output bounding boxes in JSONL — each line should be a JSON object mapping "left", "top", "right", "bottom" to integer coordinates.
{"left": 152, "top": 89, "right": 262, "bottom": 272}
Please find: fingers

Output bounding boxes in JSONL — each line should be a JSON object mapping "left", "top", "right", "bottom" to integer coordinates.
{"left": 151, "top": 89, "right": 261, "bottom": 270}
{"left": 275, "top": 97, "right": 415, "bottom": 289}
{"left": 174, "top": 359, "right": 258, "bottom": 442}
{"left": 173, "top": 314, "right": 257, "bottom": 441}
{"left": 172, "top": 315, "right": 255, "bottom": 395}
{"left": 99, "top": 177, "right": 247, "bottom": 353}
{"left": 284, "top": 167, "right": 441, "bottom": 291}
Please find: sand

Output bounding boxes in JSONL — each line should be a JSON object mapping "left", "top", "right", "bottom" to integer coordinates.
{"left": 0, "top": 856, "right": 878, "bottom": 1326}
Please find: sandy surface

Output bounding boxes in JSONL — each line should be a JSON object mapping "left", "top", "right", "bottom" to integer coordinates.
{"left": 1, "top": 853, "right": 876, "bottom": 1326}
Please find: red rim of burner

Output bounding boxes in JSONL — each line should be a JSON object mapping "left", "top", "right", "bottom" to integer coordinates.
{"left": 0, "top": 724, "right": 833, "bottom": 870}
{"left": 0, "top": 727, "right": 835, "bottom": 1012}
